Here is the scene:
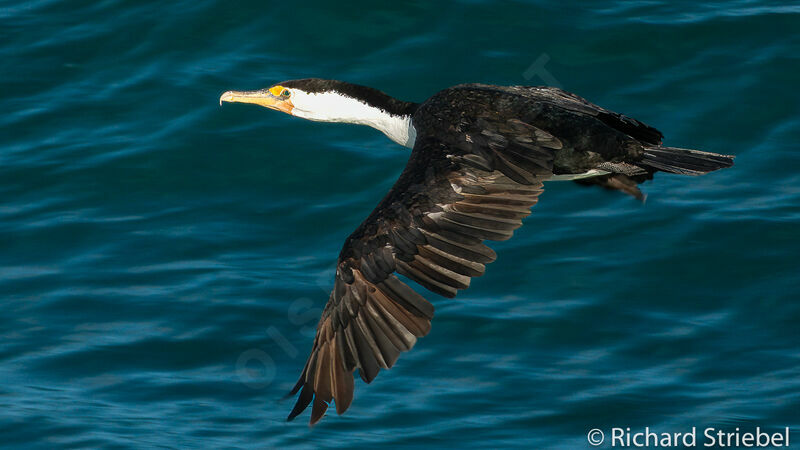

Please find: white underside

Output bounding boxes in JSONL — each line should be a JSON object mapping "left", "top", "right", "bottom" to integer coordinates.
{"left": 547, "top": 169, "right": 610, "bottom": 181}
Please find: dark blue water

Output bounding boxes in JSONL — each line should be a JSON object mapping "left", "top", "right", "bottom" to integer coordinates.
{"left": 2, "top": 1, "right": 799, "bottom": 448}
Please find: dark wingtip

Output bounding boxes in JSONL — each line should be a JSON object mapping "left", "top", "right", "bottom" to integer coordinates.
{"left": 286, "top": 384, "right": 314, "bottom": 422}
{"left": 309, "top": 396, "right": 330, "bottom": 426}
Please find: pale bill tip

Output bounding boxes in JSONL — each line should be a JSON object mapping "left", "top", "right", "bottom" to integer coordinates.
{"left": 219, "top": 91, "right": 235, "bottom": 106}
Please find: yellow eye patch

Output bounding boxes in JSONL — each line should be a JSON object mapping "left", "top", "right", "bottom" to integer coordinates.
{"left": 269, "top": 85, "right": 288, "bottom": 97}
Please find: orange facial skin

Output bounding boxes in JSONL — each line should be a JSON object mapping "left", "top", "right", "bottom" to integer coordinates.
{"left": 220, "top": 85, "right": 294, "bottom": 115}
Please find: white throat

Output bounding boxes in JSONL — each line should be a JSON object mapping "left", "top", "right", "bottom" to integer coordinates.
{"left": 289, "top": 91, "right": 417, "bottom": 148}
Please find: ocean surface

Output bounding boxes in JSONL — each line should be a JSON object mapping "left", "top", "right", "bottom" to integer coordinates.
{"left": 1, "top": 0, "right": 799, "bottom": 448}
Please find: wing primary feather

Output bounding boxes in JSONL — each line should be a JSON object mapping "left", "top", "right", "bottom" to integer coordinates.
{"left": 329, "top": 338, "right": 351, "bottom": 415}
{"left": 417, "top": 245, "right": 485, "bottom": 277}
{"left": 364, "top": 300, "right": 411, "bottom": 352}
{"left": 374, "top": 288, "right": 430, "bottom": 336}
{"left": 361, "top": 306, "right": 401, "bottom": 368}
{"left": 460, "top": 193, "right": 538, "bottom": 207}
{"left": 288, "top": 373, "right": 305, "bottom": 397}
{"left": 396, "top": 259, "right": 460, "bottom": 298}
{"left": 419, "top": 229, "right": 497, "bottom": 263}
{"left": 333, "top": 339, "right": 354, "bottom": 414}
{"left": 335, "top": 324, "right": 356, "bottom": 371}
{"left": 369, "top": 293, "right": 417, "bottom": 349}
{"left": 342, "top": 323, "right": 362, "bottom": 370}
{"left": 409, "top": 256, "right": 471, "bottom": 289}
{"left": 348, "top": 323, "right": 380, "bottom": 383}
{"left": 303, "top": 348, "right": 319, "bottom": 387}
{"left": 422, "top": 224, "right": 484, "bottom": 246}
{"left": 432, "top": 214, "right": 514, "bottom": 241}
{"left": 354, "top": 312, "right": 390, "bottom": 369}
{"left": 452, "top": 202, "right": 531, "bottom": 220}
{"left": 379, "top": 276, "right": 435, "bottom": 319}
{"left": 314, "top": 343, "right": 333, "bottom": 403}
{"left": 310, "top": 395, "right": 330, "bottom": 425}
{"left": 443, "top": 209, "right": 522, "bottom": 230}
{"left": 492, "top": 152, "right": 536, "bottom": 185}
{"left": 287, "top": 384, "right": 314, "bottom": 421}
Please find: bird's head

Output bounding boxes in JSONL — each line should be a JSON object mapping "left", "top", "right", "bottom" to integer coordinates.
{"left": 221, "top": 78, "right": 417, "bottom": 122}
{"left": 220, "top": 78, "right": 419, "bottom": 147}
{"left": 220, "top": 78, "right": 374, "bottom": 123}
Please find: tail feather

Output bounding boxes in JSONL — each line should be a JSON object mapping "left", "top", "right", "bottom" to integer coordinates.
{"left": 640, "top": 146, "right": 734, "bottom": 176}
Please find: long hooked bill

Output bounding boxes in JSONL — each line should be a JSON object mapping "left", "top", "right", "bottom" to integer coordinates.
{"left": 219, "top": 89, "right": 294, "bottom": 115}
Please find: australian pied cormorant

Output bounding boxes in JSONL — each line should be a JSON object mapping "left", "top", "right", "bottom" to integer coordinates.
{"left": 220, "top": 79, "right": 734, "bottom": 425}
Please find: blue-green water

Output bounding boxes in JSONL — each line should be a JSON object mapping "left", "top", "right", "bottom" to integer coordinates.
{"left": 2, "top": 1, "right": 799, "bottom": 448}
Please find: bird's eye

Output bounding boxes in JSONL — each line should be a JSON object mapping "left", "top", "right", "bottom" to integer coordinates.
{"left": 281, "top": 89, "right": 291, "bottom": 97}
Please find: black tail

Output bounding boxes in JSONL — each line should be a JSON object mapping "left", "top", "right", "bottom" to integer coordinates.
{"left": 640, "top": 146, "right": 734, "bottom": 176}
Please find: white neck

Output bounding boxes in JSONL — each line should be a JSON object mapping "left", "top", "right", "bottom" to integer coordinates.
{"left": 290, "top": 91, "right": 417, "bottom": 148}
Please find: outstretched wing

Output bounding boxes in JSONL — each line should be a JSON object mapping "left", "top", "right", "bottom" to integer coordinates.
{"left": 287, "top": 113, "right": 562, "bottom": 425}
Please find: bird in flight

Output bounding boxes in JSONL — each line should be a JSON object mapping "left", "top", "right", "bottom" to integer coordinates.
{"left": 219, "top": 79, "right": 733, "bottom": 425}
